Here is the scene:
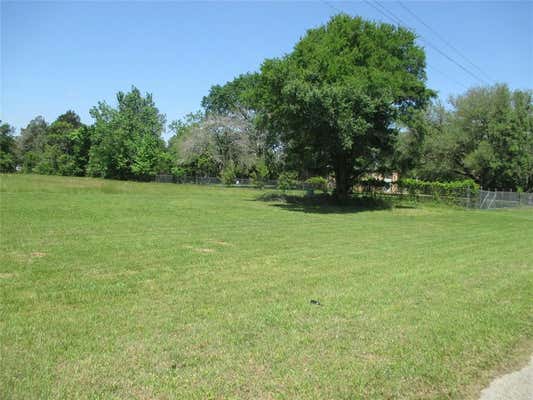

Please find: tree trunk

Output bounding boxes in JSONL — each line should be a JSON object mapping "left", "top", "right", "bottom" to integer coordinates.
{"left": 334, "top": 162, "right": 351, "bottom": 201}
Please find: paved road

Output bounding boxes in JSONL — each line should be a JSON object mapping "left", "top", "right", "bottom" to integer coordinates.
{"left": 479, "top": 356, "right": 533, "bottom": 400}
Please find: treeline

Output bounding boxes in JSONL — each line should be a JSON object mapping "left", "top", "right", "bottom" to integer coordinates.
{"left": 2, "top": 15, "right": 532, "bottom": 194}
{"left": 396, "top": 85, "right": 533, "bottom": 191}
{"left": 1, "top": 88, "right": 169, "bottom": 181}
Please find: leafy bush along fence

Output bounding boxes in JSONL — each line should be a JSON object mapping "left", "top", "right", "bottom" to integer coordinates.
{"left": 396, "top": 179, "right": 533, "bottom": 209}
{"left": 354, "top": 178, "right": 480, "bottom": 206}
{"left": 397, "top": 178, "right": 479, "bottom": 207}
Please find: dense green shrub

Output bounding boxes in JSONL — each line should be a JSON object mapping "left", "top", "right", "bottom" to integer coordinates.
{"left": 171, "top": 166, "right": 188, "bottom": 179}
{"left": 220, "top": 164, "right": 237, "bottom": 186}
{"left": 278, "top": 171, "right": 298, "bottom": 192}
{"left": 251, "top": 161, "right": 269, "bottom": 189}
{"left": 398, "top": 178, "right": 479, "bottom": 203}
{"left": 305, "top": 176, "right": 328, "bottom": 192}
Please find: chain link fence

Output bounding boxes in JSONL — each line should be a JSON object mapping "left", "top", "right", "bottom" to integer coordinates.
{"left": 155, "top": 174, "right": 280, "bottom": 188}
{"left": 155, "top": 174, "right": 323, "bottom": 191}
{"left": 478, "top": 189, "right": 533, "bottom": 209}
{"left": 154, "top": 174, "right": 533, "bottom": 210}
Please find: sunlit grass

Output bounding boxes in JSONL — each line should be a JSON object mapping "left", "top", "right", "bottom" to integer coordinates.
{"left": 1, "top": 174, "right": 532, "bottom": 399}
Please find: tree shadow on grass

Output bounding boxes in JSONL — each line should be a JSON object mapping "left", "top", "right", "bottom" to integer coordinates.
{"left": 254, "top": 192, "right": 393, "bottom": 214}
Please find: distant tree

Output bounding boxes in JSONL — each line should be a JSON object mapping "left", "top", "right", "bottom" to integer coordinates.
{"left": 394, "top": 103, "right": 447, "bottom": 177}
{"left": 0, "top": 121, "right": 18, "bottom": 172}
{"left": 168, "top": 112, "right": 204, "bottom": 154}
{"left": 18, "top": 116, "right": 48, "bottom": 172}
{"left": 201, "top": 73, "right": 259, "bottom": 119}
{"left": 256, "top": 14, "right": 434, "bottom": 199}
{"left": 56, "top": 110, "right": 82, "bottom": 128}
{"left": 202, "top": 74, "right": 283, "bottom": 178}
{"left": 412, "top": 85, "right": 533, "bottom": 190}
{"left": 35, "top": 111, "right": 90, "bottom": 176}
{"left": 87, "top": 87, "right": 167, "bottom": 180}
{"left": 178, "top": 113, "right": 259, "bottom": 177}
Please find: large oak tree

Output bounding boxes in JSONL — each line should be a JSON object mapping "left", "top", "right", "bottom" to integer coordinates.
{"left": 257, "top": 14, "right": 434, "bottom": 199}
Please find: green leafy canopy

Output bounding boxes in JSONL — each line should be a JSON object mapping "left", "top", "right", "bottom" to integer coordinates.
{"left": 256, "top": 14, "right": 434, "bottom": 198}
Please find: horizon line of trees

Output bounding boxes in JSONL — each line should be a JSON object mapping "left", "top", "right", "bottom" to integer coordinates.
{"left": 2, "top": 15, "right": 532, "bottom": 194}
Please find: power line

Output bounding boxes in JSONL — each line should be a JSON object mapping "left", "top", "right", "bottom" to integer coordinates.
{"left": 426, "top": 64, "right": 469, "bottom": 91}
{"left": 364, "top": 0, "right": 401, "bottom": 25}
{"left": 321, "top": 0, "right": 343, "bottom": 14}
{"left": 362, "top": 0, "right": 490, "bottom": 86}
{"left": 319, "top": 0, "right": 473, "bottom": 90}
{"left": 397, "top": 1, "right": 493, "bottom": 82}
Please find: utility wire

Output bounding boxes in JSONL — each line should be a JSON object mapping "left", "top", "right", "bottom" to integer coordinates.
{"left": 397, "top": 1, "right": 493, "bottom": 82}
{"left": 365, "top": 0, "right": 489, "bottom": 85}
{"left": 320, "top": 0, "right": 473, "bottom": 90}
{"left": 426, "top": 64, "right": 469, "bottom": 90}
{"left": 321, "top": 0, "right": 343, "bottom": 14}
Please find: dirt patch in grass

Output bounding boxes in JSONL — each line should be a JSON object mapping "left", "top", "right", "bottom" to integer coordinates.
{"left": 359, "top": 351, "right": 388, "bottom": 363}
{"left": 86, "top": 269, "right": 139, "bottom": 279}
{"left": 0, "top": 272, "right": 17, "bottom": 279}
{"left": 30, "top": 251, "right": 47, "bottom": 258}
{"left": 184, "top": 245, "right": 216, "bottom": 253}
{"left": 209, "top": 240, "right": 232, "bottom": 246}
{"left": 196, "top": 248, "right": 215, "bottom": 253}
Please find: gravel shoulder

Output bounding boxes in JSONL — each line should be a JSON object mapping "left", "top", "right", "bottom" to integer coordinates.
{"left": 479, "top": 356, "right": 533, "bottom": 400}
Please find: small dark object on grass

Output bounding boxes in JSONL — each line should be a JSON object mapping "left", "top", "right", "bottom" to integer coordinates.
{"left": 310, "top": 299, "right": 322, "bottom": 306}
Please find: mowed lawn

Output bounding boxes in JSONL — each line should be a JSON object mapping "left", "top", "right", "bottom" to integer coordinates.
{"left": 1, "top": 174, "right": 532, "bottom": 399}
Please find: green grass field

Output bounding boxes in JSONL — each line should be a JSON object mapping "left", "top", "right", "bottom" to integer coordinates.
{"left": 1, "top": 174, "right": 532, "bottom": 399}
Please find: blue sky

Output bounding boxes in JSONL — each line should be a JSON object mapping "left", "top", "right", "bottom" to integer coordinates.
{"left": 2, "top": 1, "right": 532, "bottom": 139}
